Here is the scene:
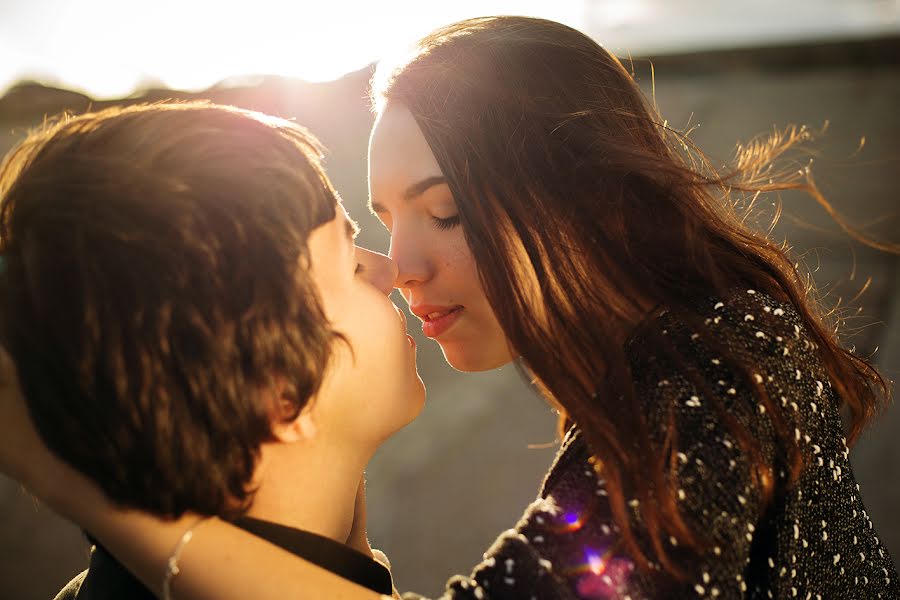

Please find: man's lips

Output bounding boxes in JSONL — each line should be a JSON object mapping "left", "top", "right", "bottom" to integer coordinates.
{"left": 390, "top": 305, "right": 416, "bottom": 349}
{"left": 394, "top": 304, "right": 408, "bottom": 327}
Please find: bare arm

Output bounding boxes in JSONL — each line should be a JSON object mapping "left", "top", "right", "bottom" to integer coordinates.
{"left": 80, "top": 502, "right": 388, "bottom": 600}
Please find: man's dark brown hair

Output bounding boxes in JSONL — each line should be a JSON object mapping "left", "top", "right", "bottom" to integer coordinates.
{"left": 0, "top": 102, "right": 340, "bottom": 517}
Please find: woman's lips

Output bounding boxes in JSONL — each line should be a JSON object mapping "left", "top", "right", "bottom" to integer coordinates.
{"left": 421, "top": 306, "right": 463, "bottom": 338}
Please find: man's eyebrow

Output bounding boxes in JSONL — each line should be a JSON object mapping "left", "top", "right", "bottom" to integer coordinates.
{"left": 369, "top": 175, "right": 448, "bottom": 213}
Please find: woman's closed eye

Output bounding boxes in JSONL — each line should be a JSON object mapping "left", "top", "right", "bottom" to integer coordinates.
{"left": 432, "top": 215, "right": 460, "bottom": 231}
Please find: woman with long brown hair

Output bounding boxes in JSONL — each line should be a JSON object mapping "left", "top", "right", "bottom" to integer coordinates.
{"left": 2, "top": 15, "right": 898, "bottom": 600}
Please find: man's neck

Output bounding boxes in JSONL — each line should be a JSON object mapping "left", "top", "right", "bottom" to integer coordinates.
{"left": 244, "top": 439, "right": 369, "bottom": 544}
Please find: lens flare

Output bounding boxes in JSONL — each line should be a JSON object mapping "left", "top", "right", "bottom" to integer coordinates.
{"left": 572, "top": 549, "right": 636, "bottom": 599}
{"left": 563, "top": 511, "right": 584, "bottom": 532}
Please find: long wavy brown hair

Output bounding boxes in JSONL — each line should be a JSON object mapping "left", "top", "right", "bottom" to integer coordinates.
{"left": 372, "top": 16, "right": 894, "bottom": 577}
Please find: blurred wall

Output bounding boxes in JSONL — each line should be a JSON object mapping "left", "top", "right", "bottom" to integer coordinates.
{"left": 0, "top": 35, "right": 897, "bottom": 600}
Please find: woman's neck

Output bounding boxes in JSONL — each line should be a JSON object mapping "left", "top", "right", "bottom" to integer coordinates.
{"left": 244, "top": 439, "right": 370, "bottom": 544}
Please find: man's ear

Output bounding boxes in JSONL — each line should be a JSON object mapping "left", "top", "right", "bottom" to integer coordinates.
{"left": 270, "top": 400, "right": 318, "bottom": 443}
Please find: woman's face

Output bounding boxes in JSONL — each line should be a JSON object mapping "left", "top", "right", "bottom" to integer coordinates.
{"left": 306, "top": 202, "right": 425, "bottom": 445}
{"left": 367, "top": 102, "right": 514, "bottom": 372}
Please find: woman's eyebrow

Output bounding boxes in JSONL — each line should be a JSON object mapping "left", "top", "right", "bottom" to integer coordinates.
{"left": 403, "top": 175, "right": 447, "bottom": 201}
{"left": 369, "top": 175, "right": 448, "bottom": 213}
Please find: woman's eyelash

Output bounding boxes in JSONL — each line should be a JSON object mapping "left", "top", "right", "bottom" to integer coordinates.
{"left": 432, "top": 215, "right": 460, "bottom": 230}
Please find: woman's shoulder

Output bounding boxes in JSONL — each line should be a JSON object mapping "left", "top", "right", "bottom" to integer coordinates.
{"left": 625, "top": 287, "right": 850, "bottom": 486}
{"left": 541, "top": 287, "right": 831, "bottom": 500}
{"left": 626, "top": 287, "right": 834, "bottom": 423}
{"left": 630, "top": 287, "right": 814, "bottom": 365}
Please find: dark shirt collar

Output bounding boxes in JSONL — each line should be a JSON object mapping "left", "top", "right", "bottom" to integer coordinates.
{"left": 77, "top": 517, "right": 392, "bottom": 599}
{"left": 232, "top": 516, "right": 393, "bottom": 595}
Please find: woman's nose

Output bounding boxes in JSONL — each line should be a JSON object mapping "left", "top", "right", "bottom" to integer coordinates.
{"left": 355, "top": 246, "right": 398, "bottom": 296}
{"left": 388, "top": 229, "right": 431, "bottom": 290}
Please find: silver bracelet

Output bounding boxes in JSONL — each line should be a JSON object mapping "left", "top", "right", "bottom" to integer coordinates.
{"left": 162, "top": 516, "right": 209, "bottom": 600}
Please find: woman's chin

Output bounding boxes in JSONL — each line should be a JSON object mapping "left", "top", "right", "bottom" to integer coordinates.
{"left": 441, "top": 344, "right": 515, "bottom": 372}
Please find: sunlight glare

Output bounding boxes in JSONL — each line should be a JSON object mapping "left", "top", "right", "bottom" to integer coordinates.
{"left": 1, "top": 0, "right": 587, "bottom": 98}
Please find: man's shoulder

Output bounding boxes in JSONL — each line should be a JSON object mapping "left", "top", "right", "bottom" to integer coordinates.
{"left": 53, "top": 569, "right": 87, "bottom": 600}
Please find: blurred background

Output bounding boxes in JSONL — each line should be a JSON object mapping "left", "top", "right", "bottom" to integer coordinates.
{"left": 1, "top": 1, "right": 899, "bottom": 598}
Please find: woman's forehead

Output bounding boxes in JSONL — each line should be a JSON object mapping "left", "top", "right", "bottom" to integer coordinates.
{"left": 369, "top": 104, "right": 442, "bottom": 194}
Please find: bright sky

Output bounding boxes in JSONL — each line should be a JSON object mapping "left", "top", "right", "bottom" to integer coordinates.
{"left": 1, "top": 0, "right": 898, "bottom": 99}
{"left": 0, "top": 0, "right": 584, "bottom": 98}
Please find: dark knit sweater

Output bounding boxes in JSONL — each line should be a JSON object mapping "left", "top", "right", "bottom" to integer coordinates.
{"left": 405, "top": 289, "right": 899, "bottom": 599}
